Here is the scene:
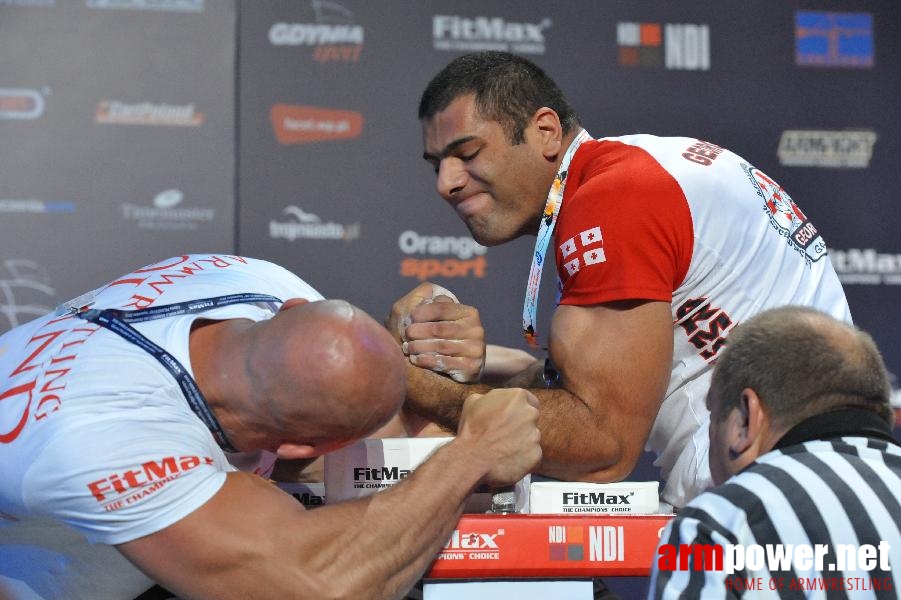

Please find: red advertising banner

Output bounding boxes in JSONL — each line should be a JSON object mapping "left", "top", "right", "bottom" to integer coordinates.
{"left": 425, "top": 514, "right": 674, "bottom": 579}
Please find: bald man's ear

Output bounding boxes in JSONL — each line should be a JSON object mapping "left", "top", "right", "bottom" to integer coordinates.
{"left": 276, "top": 439, "right": 355, "bottom": 460}
{"left": 279, "top": 298, "right": 311, "bottom": 313}
{"left": 275, "top": 442, "right": 319, "bottom": 460}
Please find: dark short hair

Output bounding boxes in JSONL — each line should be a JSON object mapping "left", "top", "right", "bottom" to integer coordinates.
{"left": 709, "top": 306, "right": 893, "bottom": 427}
{"left": 418, "top": 51, "right": 581, "bottom": 144}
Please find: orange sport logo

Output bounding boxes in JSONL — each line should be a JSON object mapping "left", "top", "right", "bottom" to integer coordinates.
{"left": 398, "top": 230, "right": 487, "bottom": 281}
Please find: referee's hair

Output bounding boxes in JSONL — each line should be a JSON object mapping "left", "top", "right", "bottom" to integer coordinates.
{"left": 709, "top": 305, "right": 893, "bottom": 427}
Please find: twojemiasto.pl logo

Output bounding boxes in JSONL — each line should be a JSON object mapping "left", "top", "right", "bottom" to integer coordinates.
{"left": 658, "top": 541, "right": 893, "bottom": 593}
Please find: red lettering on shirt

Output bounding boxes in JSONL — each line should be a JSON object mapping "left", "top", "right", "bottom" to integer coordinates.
{"left": 103, "top": 255, "right": 250, "bottom": 311}
{"left": 676, "top": 298, "right": 735, "bottom": 362}
{"left": 2, "top": 324, "right": 100, "bottom": 442}
{"left": 681, "top": 140, "right": 724, "bottom": 166}
{"left": 87, "top": 455, "right": 215, "bottom": 503}
{"left": 0, "top": 381, "right": 36, "bottom": 443}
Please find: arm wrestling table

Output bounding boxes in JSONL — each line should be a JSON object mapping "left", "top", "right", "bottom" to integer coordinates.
{"left": 422, "top": 513, "right": 673, "bottom": 598}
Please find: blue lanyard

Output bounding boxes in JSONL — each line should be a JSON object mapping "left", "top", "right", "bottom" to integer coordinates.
{"left": 76, "top": 293, "right": 282, "bottom": 453}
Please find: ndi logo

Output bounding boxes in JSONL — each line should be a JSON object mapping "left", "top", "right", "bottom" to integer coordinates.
{"left": 548, "top": 525, "right": 625, "bottom": 562}
{"left": 617, "top": 22, "right": 710, "bottom": 70}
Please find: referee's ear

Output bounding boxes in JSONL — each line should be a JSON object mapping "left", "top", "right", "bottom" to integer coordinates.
{"left": 729, "top": 388, "right": 769, "bottom": 464}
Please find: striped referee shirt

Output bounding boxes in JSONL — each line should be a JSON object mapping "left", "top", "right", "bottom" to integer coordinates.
{"left": 650, "top": 408, "right": 901, "bottom": 599}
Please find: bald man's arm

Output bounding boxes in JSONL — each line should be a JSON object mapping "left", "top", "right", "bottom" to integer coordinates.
{"left": 118, "top": 390, "right": 541, "bottom": 600}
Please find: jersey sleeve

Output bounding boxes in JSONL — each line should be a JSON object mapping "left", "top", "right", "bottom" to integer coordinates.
{"left": 555, "top": 141, "right": 694, "bottom": 306}
{"left": 21, "top": 415, "right": 233, "bottom": 545}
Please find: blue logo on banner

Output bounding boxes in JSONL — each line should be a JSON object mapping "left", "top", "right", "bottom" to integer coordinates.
{"left": 795, "top": 11, "right": 873, "bottom": 68}
{"left": 44, "top": 201, "right": 77, "bottom": 213}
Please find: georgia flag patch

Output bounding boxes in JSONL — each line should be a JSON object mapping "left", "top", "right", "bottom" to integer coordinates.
{"left": 560, "top": 226, "right": 606, "bottom": 276}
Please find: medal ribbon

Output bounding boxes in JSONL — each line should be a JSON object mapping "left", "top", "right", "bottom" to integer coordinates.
{"left": 522, "top": 129, "right": 591, "bottom": 347}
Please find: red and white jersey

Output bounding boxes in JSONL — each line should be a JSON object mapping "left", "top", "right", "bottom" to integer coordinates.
{"left": 554, "top": 135, "right": 851, "bottom": 507}
{"left": 0, "top": 254, "right": 322, "bottom": 599}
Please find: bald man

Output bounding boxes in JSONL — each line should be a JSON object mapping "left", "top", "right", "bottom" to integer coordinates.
{"left": 0, "top": 254, "right": 541, "bottom": 600}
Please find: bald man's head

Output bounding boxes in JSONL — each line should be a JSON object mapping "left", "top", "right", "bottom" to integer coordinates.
{"left": 245, "top": 299, "right": 407, "bottom": 449}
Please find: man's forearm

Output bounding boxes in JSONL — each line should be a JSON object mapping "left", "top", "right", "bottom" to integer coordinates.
{"left": 404, "top": 357, "right": 546, "bottom": 429}
{"left": 313, "top": 438, "right": 488, "bottom": 598}
{"left": 527, "top": 385, "right": 630, "bottom": 481}
{"left": 404, "top": 363, "right": 490, "bottom": 431}
{"left": 130, "top": 443, "right": 490, "bottom": 600}
{"left": 501, "top": 360, "right": 546, "bottom": 389}
{"left": 405, "top": 359, "right": 634, "bottom": 482}
{"left": 120, "top": 393, "right": 540, "bottom": 600}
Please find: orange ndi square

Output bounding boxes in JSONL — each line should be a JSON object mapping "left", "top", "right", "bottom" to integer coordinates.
{"left": 640, "top": 23, "right": 662, "bottom": 46}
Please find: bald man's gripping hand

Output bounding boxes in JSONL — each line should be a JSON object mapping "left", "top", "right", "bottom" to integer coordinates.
{"left": 456, "top": 388, "right": 542, "bottom": 486}
{"left": 388, "top": 282, "right": 485, "bottom": 383}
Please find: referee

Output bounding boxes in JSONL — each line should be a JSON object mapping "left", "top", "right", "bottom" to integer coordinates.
{"left": 650, "top": 306, "right": 900, "bottom": 599}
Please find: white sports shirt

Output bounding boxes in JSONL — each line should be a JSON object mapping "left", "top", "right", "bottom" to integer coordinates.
{"left": 0, "top": 254, "right": 323, "bottom": 599}
{"left": 554, "top": 135, "right": 851, "bottom": 507}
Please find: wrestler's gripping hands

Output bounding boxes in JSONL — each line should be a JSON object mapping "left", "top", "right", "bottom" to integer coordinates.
{"left": 455, "top": 388, "right": 542, "bottom": 487}
{"left": 388, "top": 282, "right": 485, "bottom": 384}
